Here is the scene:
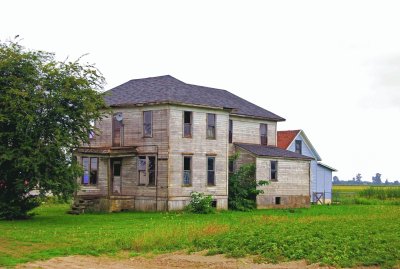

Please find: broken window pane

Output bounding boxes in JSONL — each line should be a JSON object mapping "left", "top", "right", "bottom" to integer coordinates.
{"left": 143, "top": 111, "right": 152, "bottom": 137}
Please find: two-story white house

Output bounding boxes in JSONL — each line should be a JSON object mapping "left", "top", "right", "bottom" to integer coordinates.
{"left": 71, "top": 75, "right": 312, "bottom": 213}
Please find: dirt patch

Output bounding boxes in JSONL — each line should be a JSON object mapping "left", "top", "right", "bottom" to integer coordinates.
{"left": 15, "top": 252, "right": 380, "bottom": 269}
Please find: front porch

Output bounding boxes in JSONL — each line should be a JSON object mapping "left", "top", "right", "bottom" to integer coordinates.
{"left": 71, "top": 146, "right": 138, "bottom": 213}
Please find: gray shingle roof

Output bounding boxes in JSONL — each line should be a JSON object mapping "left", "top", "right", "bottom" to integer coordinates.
{"left": 104, "top": 75, "right": 285, "bottom": 121}
{"left": 235, "top": 143, "right": 313, "bottom": 160}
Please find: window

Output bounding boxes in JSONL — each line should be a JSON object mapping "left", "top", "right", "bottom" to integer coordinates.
{"left": 229, "top": 159, "right": 235, "bottom": 175}
{"left": 275, "top": 197, "right": 281, "bottom": 205}
{"left": 183, "top": 111, "right": 192, "bottom": 138}
{"left": 113, "top": 113, "right": 123, "bottom": 146}
{"left": 183, "top": 156, "right": 192, "bottom": 185}
{"left": 229, "top": 119, "right": 233, "bottom": 143}
{"left": 270, "top": 160, "right": 278, "bottom": 181}
{"left": 138, "top": 156, "right": 156, "bottom": 186}
{"left": 260, "top": 124, "right": 268, "bottom": 145}
{"left": 295, "top": 140, "right": 302, "bottom": 154}
{"left": 207, "top": 157, "right": 215, "bottom": 186}
{"left": 89, "top": 120, "right": 95, "bottom": 140}
{"left": 82, "top": 157, "right": 98, "bottom": 185}
{"left": 143, "top": 111, "right": 152, "bottom": 137}
{"left": 148, "top": 156, "right": 156, "bottom": 186}
{"left": 206, "top": 113, "right": 216, "bottom": 139}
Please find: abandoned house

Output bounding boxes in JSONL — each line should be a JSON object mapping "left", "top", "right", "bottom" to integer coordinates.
{"left": 277, "top": 130, "right": 337, "bottom": 204}
{"left": 72, "top": 75, "right": 314, "bottom": 213}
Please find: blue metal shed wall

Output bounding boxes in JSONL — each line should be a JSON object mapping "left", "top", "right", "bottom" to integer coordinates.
{"left": 316, "top": 164, "right": 333, "bottom": 200}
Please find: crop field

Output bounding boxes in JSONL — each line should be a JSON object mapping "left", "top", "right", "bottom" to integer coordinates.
{"left": 332, "top": 185, "right": 400, "bottom": 205}
{"left": 0, "top": 203, "right": 399, "bottom": 268}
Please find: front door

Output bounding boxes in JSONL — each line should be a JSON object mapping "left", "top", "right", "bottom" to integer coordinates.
{"left": 111, "top": 159, "right": 122, "bottom": 194}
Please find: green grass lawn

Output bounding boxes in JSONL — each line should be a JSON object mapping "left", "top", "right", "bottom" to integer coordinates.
{"left": 0, "top": 204, "right": 399, "bottom": 268}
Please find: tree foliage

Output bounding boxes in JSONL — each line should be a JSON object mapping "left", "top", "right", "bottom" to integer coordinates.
{"left": 0, "top": 40, "right": 107, "bottom": 219}
{"left": 228, "top": 157, "right": 268, "bottom": 211}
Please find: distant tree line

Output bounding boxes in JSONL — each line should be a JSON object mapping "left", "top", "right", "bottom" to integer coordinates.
{"left": 333, "top": 173, "right": 400, "bottom": 186}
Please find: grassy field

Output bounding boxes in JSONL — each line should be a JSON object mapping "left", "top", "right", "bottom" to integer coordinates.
{"left": 332, "top": 185, "right": 400, "bottom": 205}
{"left": 0, "top": 204, "right": 399, "bottom": 268}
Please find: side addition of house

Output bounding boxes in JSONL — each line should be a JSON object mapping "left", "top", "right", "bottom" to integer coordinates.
{"left": 71, "top": 75, "right": 314, "bottom": 213}
{"left": 277, "top": 130, "right": 337, "bottom": 204}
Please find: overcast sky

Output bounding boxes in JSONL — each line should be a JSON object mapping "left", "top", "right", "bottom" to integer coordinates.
{"left": 2, "top": 0, "right": 400, "bottom": 182}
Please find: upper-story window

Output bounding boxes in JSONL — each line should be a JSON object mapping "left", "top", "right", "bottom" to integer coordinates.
{"left": 82, "top": 157, "right": 98, "bottom": 185}
{"left": 143, "top": 111, "right": 152, "bottom": 137}
{"left": 207, "top": 113, "right": 216, "bottom": 139}
{"left": 270, "top": 160, "right": 278, "bottom": 181}
{"left": 89, "top": 120, "right": 95, "bottom": 140}
{"left": 113, "top": 113, "right": 123, "bottom": 147}
{"left": 295, "top": 140, "right": 302, "bottom": 154}
{"left": 260, "top": 123, "right": 268, "bottom": 145}
{"left": 229, "top": 120, "right": 233, "bottom": 143}
{"left": 183, "top": 111, "right": 192, "bottom": 138}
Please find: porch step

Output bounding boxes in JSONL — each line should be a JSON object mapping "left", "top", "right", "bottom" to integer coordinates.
{"left": 68, "top": 198, "right": 96, "bottom": 215}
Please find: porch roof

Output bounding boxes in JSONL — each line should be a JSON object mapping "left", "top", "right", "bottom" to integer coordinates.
{"left": 235, "top": 143, "right": 313, "bottom": 160}
{"left": 76, "top": 146, "right": 137, "bottom": 156}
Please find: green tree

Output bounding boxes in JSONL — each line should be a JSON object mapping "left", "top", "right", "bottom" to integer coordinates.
{"left": 0, "top": 40, "right": 107, "bottom": 219}
{"left": 228, "top": 156, "right": 268, "bottom": 211}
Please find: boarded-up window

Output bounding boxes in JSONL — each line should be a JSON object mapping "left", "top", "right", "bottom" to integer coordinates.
{"left": 295, "top": 140, "right": 302, "bottom": 154}
{"left": 82, "top": 157, "right": 98, "bottom": 185}
{"left": 270, "top": 160, "right": 278, "bottom": 181}
{"left": 183, "top": 156, "right": 192, "bottom": 185}
{"left": 207, "top": 113, "right": 216, "bottom": 139}
{"left": 138, "top": 156, "right": 156, "bottom": 186}
{"left": 207, "top": 157, "right": 215, "bottom": 185}
{"left": 229, "top": 119, "right": 233, "bottom": 143}
{"left": 183, "top": 111, "right": 192, "bottom": 138}
{"left": 113, "top": 113, "right": 123, "bottom": 146}
{"left": 260, "top": 124, "right": 268, "bottom": 145}
{"left": 143, "top": 111, "right": 152, "bottom": 137}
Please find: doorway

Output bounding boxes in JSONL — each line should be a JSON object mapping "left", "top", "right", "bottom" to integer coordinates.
{"left": 111, "top": 159, "right": 122, "bottom": 194}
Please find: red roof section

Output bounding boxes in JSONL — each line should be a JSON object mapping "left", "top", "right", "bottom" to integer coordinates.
{"left": 277, "top": 130, "right": 301, "bottom": 149}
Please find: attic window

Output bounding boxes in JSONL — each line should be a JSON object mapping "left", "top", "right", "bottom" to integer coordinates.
{"left": 295, "top": 140, "right": 302, "bottom": 154}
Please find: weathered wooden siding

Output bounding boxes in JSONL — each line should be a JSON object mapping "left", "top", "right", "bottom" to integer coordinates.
{"left": 234, "top": 147, "right": 256, "bottom": 169}
{"left": 86, "top": 106, "right": 170, "bottom": 159}
{"left": 286, "top": 132, "right": 332, "bottom": 203}
{"left": 76, "top": 155, "right": 109, "bottom": 196}
{"left": 230, "top": 116, "right": 277, "bottom": 145}
{"left": 168, "top": 105, "right": 229, "bottom": 210}
{"left": 256, "top": 157, "right": 310, "bottom": 208}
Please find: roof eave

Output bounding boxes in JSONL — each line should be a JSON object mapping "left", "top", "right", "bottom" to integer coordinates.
{"left": 230, "top": 113, "right": 286, "bottom": 122}
{"left": 235, "top": 143, "right": 313, "bottom": 161}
